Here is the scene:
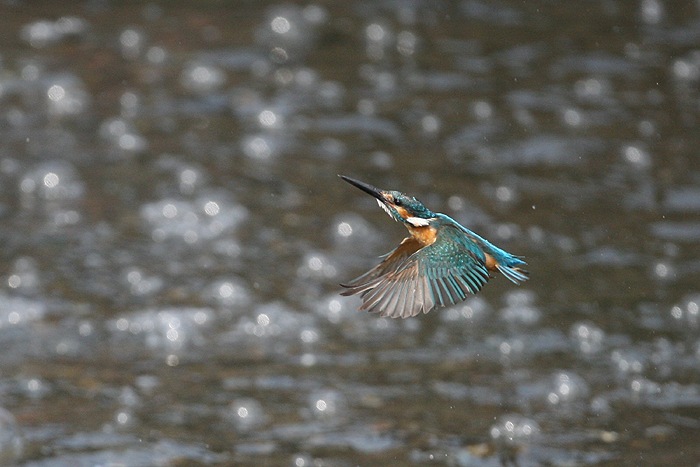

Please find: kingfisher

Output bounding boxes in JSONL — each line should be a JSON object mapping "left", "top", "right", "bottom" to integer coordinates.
{"left": 339, "top": 175, "right": 528, "bottom": 319}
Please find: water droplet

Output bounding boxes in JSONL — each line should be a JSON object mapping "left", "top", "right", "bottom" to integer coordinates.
{"left": 271, "top": 16, "right": 291, "bottom": 34}
{"left": 226, "top": 398, "right": 267, "bottom": 431}
{"left": 490, "top": 415, "right": 540, "bottom": 445}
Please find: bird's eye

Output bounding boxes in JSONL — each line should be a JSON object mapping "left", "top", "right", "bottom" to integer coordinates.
{"left": 393, "top": 197, "right": 402, "bottom": 206}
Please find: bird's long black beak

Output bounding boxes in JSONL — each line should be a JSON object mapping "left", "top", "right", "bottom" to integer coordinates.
{"left": 339, "top": 175, "right": 385, "bottom": 201}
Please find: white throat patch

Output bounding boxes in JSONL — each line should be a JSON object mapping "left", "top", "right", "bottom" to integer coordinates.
{"left": 406, "top": 216, "right": 431, "bottom": 227}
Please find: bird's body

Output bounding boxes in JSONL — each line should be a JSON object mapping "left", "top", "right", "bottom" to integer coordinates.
{"left": 339, "top": 175, "right": 528, "bottom": 319}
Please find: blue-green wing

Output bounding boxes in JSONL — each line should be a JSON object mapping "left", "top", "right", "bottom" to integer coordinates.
{"left": 342, "top": 226, "right": 490, "bottom": 318}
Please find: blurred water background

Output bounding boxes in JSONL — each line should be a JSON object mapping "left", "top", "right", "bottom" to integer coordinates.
{"left": 0, "top": 1, "right": 699, "bottom": 466}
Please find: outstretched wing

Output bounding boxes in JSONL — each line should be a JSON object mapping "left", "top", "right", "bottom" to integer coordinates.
{"left": 341, "top": 237, "right": 422, "bottom": 290}
{"left": 341, "top": 226, "right": 490, "bottom": 319}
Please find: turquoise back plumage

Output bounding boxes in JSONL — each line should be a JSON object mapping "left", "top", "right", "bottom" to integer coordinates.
{"left": 436, "top": 214, "right": 529, "bottom": 283}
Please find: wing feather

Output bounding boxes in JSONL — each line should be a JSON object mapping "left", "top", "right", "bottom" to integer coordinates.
{"left": 393, "top": 276, "right": 409, "bottom": 319}
{"left": 340, "top": 237, "right": 421, "bottom": 292}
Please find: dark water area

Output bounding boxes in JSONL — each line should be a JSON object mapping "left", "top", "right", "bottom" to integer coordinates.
{"left": 0, "top": 1, "right": 699, "bottom": 465}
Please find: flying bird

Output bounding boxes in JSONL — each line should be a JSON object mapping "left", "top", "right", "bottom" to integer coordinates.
{"left": 339, "top": 175, "right": 528, "bottom": 319}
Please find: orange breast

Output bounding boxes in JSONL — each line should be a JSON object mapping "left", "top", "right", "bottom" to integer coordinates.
{"left": 408, "top": 225, "right": 438, "bottom": 246}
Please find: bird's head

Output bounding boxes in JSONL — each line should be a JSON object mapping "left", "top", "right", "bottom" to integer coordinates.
{"left": 340, "top": 175, "right": 435, "bottom": 227}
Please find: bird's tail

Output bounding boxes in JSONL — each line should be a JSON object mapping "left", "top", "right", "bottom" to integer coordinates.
{"left": 496, "top": 257, "right": 529, "bottom": 284}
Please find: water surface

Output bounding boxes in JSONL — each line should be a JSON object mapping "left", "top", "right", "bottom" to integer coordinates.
{"left": 0, "top": 1, "right": 699, "bottom": 466}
